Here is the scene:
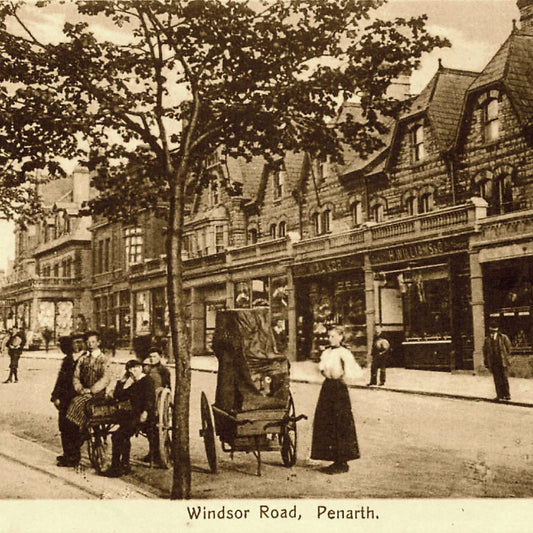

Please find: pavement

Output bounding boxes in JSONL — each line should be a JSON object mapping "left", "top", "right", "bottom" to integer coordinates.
{"left": 16, "top": 347, "right": 533, "bottom": 408}
{"left": 0, "top": 431, "right": 154, "bottom": 499}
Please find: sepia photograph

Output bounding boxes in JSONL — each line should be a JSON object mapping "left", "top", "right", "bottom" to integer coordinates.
{"left": 0, "top": 0, "right": 531, "bottom": 531}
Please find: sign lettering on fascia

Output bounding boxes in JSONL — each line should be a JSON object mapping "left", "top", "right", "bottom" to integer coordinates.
{"left": 481, "top": 217, "right": 533, "bottom": 240}
{"left": 293, "top": 255, "right": 363, "bottom": 278}
{"left": 370, "top": 236, "right": 467, "bottom": 264}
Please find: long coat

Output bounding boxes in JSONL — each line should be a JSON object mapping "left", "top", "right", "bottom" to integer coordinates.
{"left": 50, "top": 355, "right": 77, "bottom": 411}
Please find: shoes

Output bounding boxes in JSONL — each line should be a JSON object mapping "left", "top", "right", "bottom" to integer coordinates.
{"left": 121, "top": 465, "right": 132, "bottom": 475}
{"left": 57, "top": 458, "right": 79, "bottom": 467}
{"left": 493, "top": 397, "right": 501, "bottom": 402}
{"left": 56, "top": 455, "right": 65, "bottom": 462}
{"left": 3, "top": 380, "right": 11, "bottom": 384}
{"left": 503, "top": 396, "right": 511, "bottom": 401}
{"left": 378, "top": 383, "right": 385, "bottom": 386}
{"left": 319, "top": 462, "right": 349, "bottom": 475}
{"left": 366, "top": 383, "right": 376, "bottom": 387}
{"left": 102, "top": 467, "right": 123, "bottom": 478}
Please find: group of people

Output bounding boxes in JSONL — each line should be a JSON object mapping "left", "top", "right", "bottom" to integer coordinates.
{"left": 50, "top": 329, "right": 171, "bottom": 476}
{"left": 310, "top": 318, "right": 513, "bottom": 475}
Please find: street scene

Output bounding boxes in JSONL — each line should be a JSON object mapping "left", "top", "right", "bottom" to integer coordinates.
{"left": 0, "top": 3, "right": 531, "bottom": 532}
{"left": 0, "top": 350, "right": 532, "bottom": 499}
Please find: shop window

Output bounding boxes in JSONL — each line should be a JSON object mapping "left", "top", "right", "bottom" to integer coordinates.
{"left": 272, "top": 163, "right": 286, "bottom": 199}
{"left": 247, "top": 228, "right": 258, "bottom": 245}
{"left": 125, "top": 227, "right": 143, "bottom": 266}
{"left": 252, "top": 278, "right": 269, "bottom": 307}
{"left": 412, "top": 124, "right": 425, "bottom": 162}
{"left": 278, "top": 220, "right": 286, "bottom": 238}
{"left": 269, "top": 224, "right": 277, "bottom": 239}
{"left": 419, "top": 192, "right": 433, "bottom": 214}
{"left": 235, "top": 281, "right": 251, "bottom": 308}
{"left": 351, "top": 201, "right": 362, "bottom": 227}
{"left": 483, "top": 96, "right": 500, "bottom": 143}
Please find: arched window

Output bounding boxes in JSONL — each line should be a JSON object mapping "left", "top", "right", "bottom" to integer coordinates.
{"left": 321, "top": 210, "right": 331, "bottom": 234}
{"left": 405, "top": 196, "right": 417, "bottom": 216}
{"left": 351, "top": 201, "right": 362, "bottom": 227}
{"left": 371, "top": 203, "right": 385, "bottom": 222}
{"left": 492, "top": 174, "right": 513, "bottom": 214}
{"left": 419, "top": 192, "right": 433, "bottom": 214}
{"left": 272, "top": 162, "right": 286, "bottom": 199}
{"left": 269, "top": 223, "right": 277, "bottom": 239}
{"left": 278, "top": 221, "right": 286, "bottom": 238}
{"left": 247, "top": 228, "right": 258, "bottom": 245}
{"left": 312, "top": 212, "right": 321, "bottom": 235}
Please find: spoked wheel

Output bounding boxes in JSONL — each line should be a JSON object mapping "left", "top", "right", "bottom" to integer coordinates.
{"left": 157, "top": 387, "right": 173, "bottom": 468}
{"left": 280, "top": 392, "right": 297, "bottom": 467}
{"left": 199, "top": 391, "right": 217, "bottom": 473}
{"left": 87, "top": 426, "right": 112, "bottom": 474}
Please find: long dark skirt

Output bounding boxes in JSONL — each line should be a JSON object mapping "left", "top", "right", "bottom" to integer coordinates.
{"left": 311, "top": 378, "right": 360, "bottom": 462}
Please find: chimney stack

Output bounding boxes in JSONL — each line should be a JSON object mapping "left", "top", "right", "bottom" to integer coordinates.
{"left": 517, "top": 0, "right": 533, "bottom": 33}
{"left": 72, "top": 166, "right": 90, "bottom": 206}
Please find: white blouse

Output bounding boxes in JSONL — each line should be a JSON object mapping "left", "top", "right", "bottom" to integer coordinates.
{"left": 319, "top": 346, "right": 362, "bottom": 380}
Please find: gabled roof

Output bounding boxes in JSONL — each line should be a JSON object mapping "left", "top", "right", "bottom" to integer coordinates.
{"left": 38, "top": 176, "right": 73, "bottom": 207}
{"left": 466, "top": 31, "right": 533, "bottom": 126}
{"left": 397, "top": 67, "right": 478, "bottom": 153}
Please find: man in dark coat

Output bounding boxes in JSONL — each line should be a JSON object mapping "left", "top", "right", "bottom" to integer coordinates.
{"left": 51, "top": 333, "right": 86, "bottom": 466}
{"left": 483, "top": 319, "right": 512, "bottom": 401}
{"left": 103, "top": 359, "right": 155, "bottom": 477}
{"left": 367, "top": 326, "right": 390, "bottom": 387}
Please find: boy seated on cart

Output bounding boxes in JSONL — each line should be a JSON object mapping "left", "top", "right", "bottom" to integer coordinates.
{"left": 103, "top": 359, "right": 156, "bottom": 478}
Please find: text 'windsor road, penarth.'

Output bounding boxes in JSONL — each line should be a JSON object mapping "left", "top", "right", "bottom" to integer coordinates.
{"left": 186, "top": 504, "right": 380, "bottom": 521}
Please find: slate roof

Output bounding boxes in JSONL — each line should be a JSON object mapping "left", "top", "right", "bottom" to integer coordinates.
{"left": 38, "top": 176, "right": 73, "bottom": 207}
{"left": 466, "top": 31, "right": 533, "bottom": 127}
{"left": 399, "top": 67, "right": 478, "bottom": 153}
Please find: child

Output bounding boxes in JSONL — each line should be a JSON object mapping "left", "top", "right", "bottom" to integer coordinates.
{"left": 311, "top": 325, "right": 361, "bottom": 474}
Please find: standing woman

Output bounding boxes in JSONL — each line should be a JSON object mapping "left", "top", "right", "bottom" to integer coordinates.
{"left": 311, "top": 325, "right": 361, "bottom": 474}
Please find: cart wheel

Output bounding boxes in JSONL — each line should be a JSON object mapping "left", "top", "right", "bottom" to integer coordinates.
{"left": 87, "top": 426, "right": 112, "bottom": 474}
{"left": 200, "top": 392, "right": 217, "bottom": 473}
{"left": 281, "top": 392, "right": 297, "bottom": 467}
{"left": 157, "top": 387, "right": 173, "bottom": 468}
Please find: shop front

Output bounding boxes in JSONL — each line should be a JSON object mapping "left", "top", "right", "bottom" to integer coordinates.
{"left": 293, "top": 255, "right": 366, "bottom": 364}
{"left": 370, "top": 236, "right": 473, "bottom": 371}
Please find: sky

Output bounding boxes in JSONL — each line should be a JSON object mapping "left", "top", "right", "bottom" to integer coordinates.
{"left": 0, "top": 0, "right": 522, "bottom": 273}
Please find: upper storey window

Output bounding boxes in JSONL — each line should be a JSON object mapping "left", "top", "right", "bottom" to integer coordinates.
{"left": 483, "top": 97, "right": 499, "bottom": 142}
{"left": 351, "top": 201, "right": 363, "bottom": 227}
{"left": 405, "top": 195, "right": 417, "bottom": 216}
{"left": 125, "top": 227, "right": 143, "bottom": 266}
{"left": 412, "top": 124, "right": 425, "bottom": 163}
{"left": 272, "top": 163, "right": 286, "bottom": 200}
{"left": 419, "top": 192, "right": 434, "bottom": 214}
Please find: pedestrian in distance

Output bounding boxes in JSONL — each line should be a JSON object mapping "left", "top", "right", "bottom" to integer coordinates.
{"left": 42, "top": 326, "right": 53, "bottom": 353}
{"left": 483, "top": 318, "right": 512, "bottom": 402}
{"left": 51, "top": 333, "right": 86, "bottom": 467}
{"left": 103, "top": 359, "right": 156, "bottom": 478}
{"left": 311, "top": 325, "right": 362, "bottom": 474}
{"left": 3, "top": 330, "right": 24, "bottom": 383}
{"left": 367, "top": 325, "right": 390, "bottom": 387}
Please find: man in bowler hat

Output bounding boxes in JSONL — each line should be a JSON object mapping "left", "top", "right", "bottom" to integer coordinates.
{"left": 483, "top": 318, "right": 512, "bottom": 401}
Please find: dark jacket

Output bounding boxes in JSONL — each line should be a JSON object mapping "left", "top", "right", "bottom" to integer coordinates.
{"left": 149, "top": 363, "right": 171, "bottom": 390}
{"left": 113, "top": 375, "right": 156, "bottom": 421}
{"left": 51, "top": 355, "right": 77, "bottom": 410}
{"left": 483, "top": 332, "right": 512, "bottom": 370}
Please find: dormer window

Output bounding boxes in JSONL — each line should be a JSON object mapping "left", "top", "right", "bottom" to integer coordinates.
{"left": 313, "top": 156, "right": 330, "bottom": 184}
{"left": 412, "top": 124, "right": 425, "bottom": 162}
{"left": 272, "top": 163, "right": 286, "bottom": 200}
{"left": 483, "top": 96, "right": 500, "bottom": 142}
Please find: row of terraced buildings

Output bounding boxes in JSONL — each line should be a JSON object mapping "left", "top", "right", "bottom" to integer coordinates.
{"left": 1, "top": 0, "right": 532, "bottom": 376}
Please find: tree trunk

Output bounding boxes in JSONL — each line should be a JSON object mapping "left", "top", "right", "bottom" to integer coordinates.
{"left": 166, "top": 170, "right": 191, "bottom": 500}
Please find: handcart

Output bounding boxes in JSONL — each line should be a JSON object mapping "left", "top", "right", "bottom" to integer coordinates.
{"left": 200, "top": 309, "right": 306, "bottom": 476}
{"left": 85, "top": 386, "right": 173, "bottom": 473}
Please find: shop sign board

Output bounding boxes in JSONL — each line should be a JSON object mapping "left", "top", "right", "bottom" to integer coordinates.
{"left": 293, "top": 254, "right": 363, "bottom": 278}
{"left": 370, "top": 236, "right": 468, "bottom": 265}
{"left": 479, "top": 215, "right": 533, "bottom": 241}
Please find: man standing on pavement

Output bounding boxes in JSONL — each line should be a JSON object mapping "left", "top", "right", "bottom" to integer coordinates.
{"left": 51, "top": 333, "right": 86, "bottom": 467}
{"left": 367, "top": 326, "right": 390, "bottom": 387}
{"left": 483, "top": 318, "right": 512, "bottom": 402}
{"left": 66, "top": 330, "right": 112, "bottom": 450}
{"left": 103, "top": 359, "right": 155, "bottom": 477}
